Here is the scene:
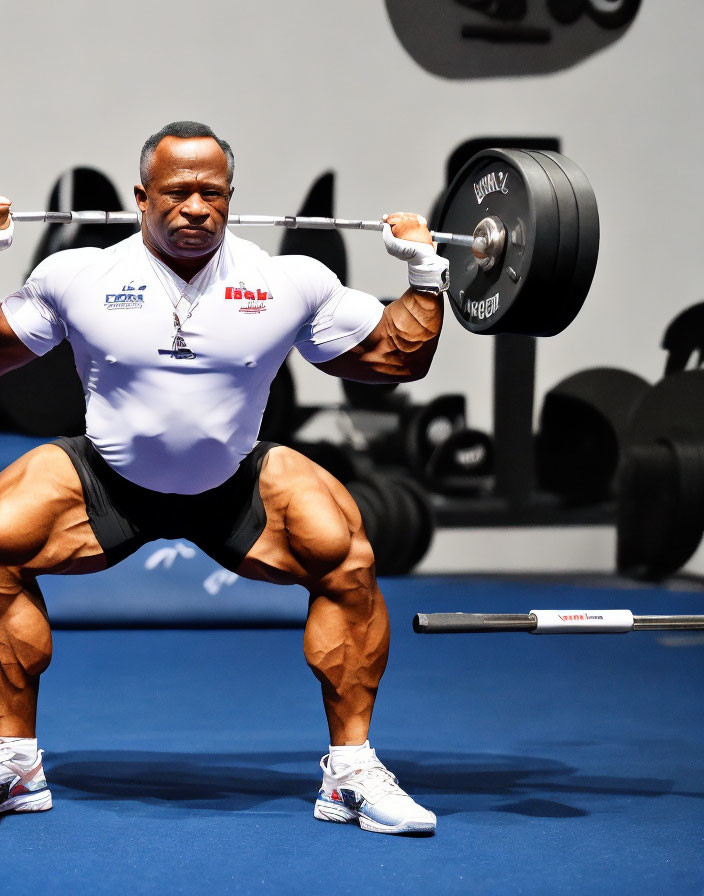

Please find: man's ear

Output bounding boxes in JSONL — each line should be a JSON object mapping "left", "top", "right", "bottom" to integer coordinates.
{"left": 134, "top": 184, "right": 148, "bottom": 212}
{"left": 229, "top": 187, "right": 234, "bottom": 199}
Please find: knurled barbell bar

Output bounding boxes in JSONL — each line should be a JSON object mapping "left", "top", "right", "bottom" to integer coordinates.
{"left": 7, "top": 148, "right": 600, "bottom": 338}
{"left": 11, "top": 211, "right": 477, "bottom": 248}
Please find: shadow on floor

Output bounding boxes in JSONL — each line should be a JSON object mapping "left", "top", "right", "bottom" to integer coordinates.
{"left": 38, "top": 749, "right": 689, "bottom": 820}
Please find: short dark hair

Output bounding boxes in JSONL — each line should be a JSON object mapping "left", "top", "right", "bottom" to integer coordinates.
{"left": 140, "top": 121, "right": 235, "bottom": 186}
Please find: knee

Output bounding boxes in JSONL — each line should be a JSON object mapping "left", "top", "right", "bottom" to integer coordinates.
{"left": 332, "top": 532, "right": 376, "bottom": 591}
{"left": 309, "top": 532, "right": 378, "bottom": 615}
{"left": 0, "top": 588, "right": 52, "bottom": 682}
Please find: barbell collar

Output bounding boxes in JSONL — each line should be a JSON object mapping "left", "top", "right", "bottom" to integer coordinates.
{"left": 9, "top": 211, "right": 475, "bottom": 248}
{"left": 472, "top": 215, "right": 506, "bottom": 272}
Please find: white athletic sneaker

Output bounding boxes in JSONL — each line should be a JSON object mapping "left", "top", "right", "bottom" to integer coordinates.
{"left": 314, "top": 747, "right": 436, "bottom": 834}
{"left": 0, "top": 746, "right": 53, "bottom": 814}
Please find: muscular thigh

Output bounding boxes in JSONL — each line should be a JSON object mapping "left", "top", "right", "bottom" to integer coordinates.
{"left": 0, "top": 444, "right": 105, "bottom": 575}
{"left": 236, "top": 446, "right": 363, "bottom": 585}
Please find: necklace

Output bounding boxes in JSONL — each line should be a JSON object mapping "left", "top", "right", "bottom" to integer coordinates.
{"left": 145, "top": 245, "right": 223, "bottom": 361}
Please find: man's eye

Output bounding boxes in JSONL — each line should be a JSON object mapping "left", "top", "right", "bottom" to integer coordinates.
{"left": 203, "top": 191, "right": 225, "bottom": 200}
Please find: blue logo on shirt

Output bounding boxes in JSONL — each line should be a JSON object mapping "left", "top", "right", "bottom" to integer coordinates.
{"left": 105, "top": 283, "right": 147, "bottom": 309}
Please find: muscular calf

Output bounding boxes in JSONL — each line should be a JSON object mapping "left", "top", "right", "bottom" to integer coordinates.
{"left": 237, "top": 447, "right": 390, "bottom": 745}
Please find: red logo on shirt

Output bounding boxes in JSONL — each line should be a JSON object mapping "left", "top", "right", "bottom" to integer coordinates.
{"left": 225, "top": 283, "right": 272, "bottom": 313}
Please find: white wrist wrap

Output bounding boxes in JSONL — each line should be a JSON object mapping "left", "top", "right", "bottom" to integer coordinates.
{"left": 0, "top": 217, "right": 14, "bottom": 251}
{"left": 382, "top": 223, "right": 449, "bottom": 292}
{"left": 407, "top": 253, "right": 450, "bottom": 292}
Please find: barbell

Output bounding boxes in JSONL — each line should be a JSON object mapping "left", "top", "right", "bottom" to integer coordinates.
{"left": 11, "top": 210, "right": 475, "bottom": 246}
{"left": 413, "top": 610, "right": 704, "bottom": 634}
{"left": 8, "top": 148, "right": 600, "bottom": 338}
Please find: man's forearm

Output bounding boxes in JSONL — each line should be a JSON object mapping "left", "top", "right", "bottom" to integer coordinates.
{"left": 376, "top": 288, "right": 444, "bottom": 380}
{"left": 374, "top": 213, "right": 447, "bottom": 379}
{"left": 314, "top": 287, "right": 444, "bottom": 384}
{"left": 314, "top": 212, "right": 449, "bottom": 383}
{"left": 334, "top": 287, "right": 444, "bottom": 383}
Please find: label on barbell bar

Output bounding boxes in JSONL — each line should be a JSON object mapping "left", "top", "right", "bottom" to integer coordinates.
{"left": 530, "top": 609, "right": 634, "bottom": 634}
{"left": 474, "top": 171, "right": 509, "bottom": 205}
{"left": 468, "top": 292, "right": 500, "bottom": 322}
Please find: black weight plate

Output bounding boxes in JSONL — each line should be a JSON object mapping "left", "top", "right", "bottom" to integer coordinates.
{"left": 291, "top": 440, "right": 360, "bottom": 485}
{"left": 626, "top": 370, "right": 704, "bottom": 445}
{"left": 491, "top": 149, "right": 569, "bottom": 336}
{"left": 361, "top": 473, "right": 413, "bottom": 576}
{"left": 537, "top": 366, "right": 651, "bottom": 501}
{"left": 668, "top": 439, "right": 704, "bottom": 563}
{"left": 620, "top": 370, "right": 704, "bottom": 578}
{"left": 616, "top": 440, "right": 680, "bottom": 578}
{"left": 437, "top": 148, "right": 560, "bottom": 336}
{"left": 497, "top": 151, "right": 566, "bottom": 337}
{"left": 386, "top": 472, "right": 436, "bottom": 571}
{"left": 375, "top": 476, "right": 424, "bottom": 576}
{"left": 534, "top": 151, "right": 599, "bottom": 335}
{"left": 523, "top": 151, "right": 582, "bottom": 336}
{"left": 617, "top": 437, "right": 704, "bottom": 579}
{"left": 346, "top": 480, "right": 384, "bottom": 556}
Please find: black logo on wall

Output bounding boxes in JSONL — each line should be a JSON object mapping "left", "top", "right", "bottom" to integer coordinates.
{"left": 384, "top": 0, "right": 641, "bottom": 78}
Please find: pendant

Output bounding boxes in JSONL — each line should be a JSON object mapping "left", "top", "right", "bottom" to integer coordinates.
{"left": 171, "top": 312, "right": 196, "bottom": 360}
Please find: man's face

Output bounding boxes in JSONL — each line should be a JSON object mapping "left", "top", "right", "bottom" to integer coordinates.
{"left": 135, "top": 136, "right": 231, "bottom": 261}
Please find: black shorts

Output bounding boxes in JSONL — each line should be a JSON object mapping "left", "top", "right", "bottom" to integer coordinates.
{"left": 54, "top": 436, "right": 277, "bottom": 570}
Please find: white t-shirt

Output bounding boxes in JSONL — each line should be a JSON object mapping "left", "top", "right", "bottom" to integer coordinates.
{"left": 2, "top": 231, "right": 384, "bottom": 493}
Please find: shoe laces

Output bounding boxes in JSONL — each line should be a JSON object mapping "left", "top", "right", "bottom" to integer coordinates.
{"left": 344, "top": 755, "right": 405, "bottom": 802}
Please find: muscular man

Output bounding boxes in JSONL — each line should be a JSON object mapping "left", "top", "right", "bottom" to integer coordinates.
{"left": 0, "top": 121, "right": 448, "bottom": 835}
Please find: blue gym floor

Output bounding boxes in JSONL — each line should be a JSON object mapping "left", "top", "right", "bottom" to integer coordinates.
{"left": 3, "top": 575, "right": 703, "bottom": 895}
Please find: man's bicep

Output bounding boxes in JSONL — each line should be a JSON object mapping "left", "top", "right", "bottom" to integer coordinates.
{"left": 0, "top": 305, "right": 40, "bottom": 373}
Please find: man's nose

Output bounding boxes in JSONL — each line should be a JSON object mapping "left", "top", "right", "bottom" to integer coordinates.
{"left": 181, "top": 193, "right": 209, "bottom": 218}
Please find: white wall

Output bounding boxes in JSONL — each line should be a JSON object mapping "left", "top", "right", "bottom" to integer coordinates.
{"left": 1, "top": 1, "right": 701, "bottom": 573}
